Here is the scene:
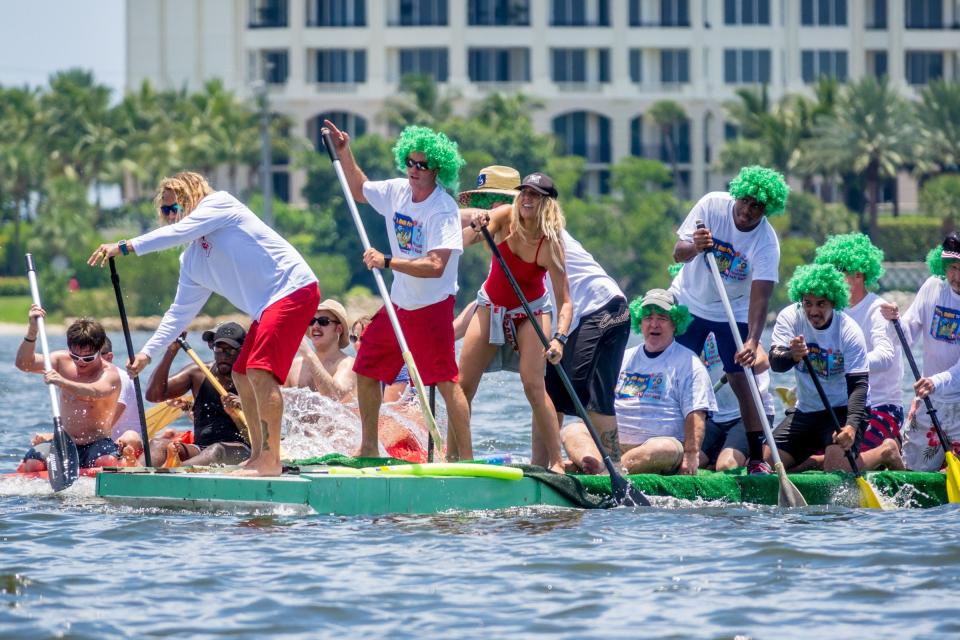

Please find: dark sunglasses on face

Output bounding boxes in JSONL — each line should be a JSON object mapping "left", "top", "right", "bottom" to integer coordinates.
{"left": 405, "top": 158, "right": 430, "bottom": 171}
{"left": 69, "top": 350, "right": 99, "bottom": 363}
{"left": 160, "top": 203, "right": 182, "bottom": 216}
{"left": 213, "top": 343, "right": 238, "bottom": 354}
{"left": 309, "top": 316, "right": 341, "bottom": 327}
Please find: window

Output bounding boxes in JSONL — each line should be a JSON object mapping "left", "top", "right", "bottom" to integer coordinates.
{"left": 399, "top": 48, "right": 449, "bottom": 82}
{"left": 468, "top": 0, "right": 530, "bottom": 25}
{"left": 261, "top": 50, "right": 289, "bottom": 84}
{"left": 630, "top": 0, "right": 690, "bottom": 26}
{"left": 249, "top": 0, "right": 288, "bottom": 27}
{"left": 631, "top": 116, "right": 644, "bottom": 155}
{"left": 905, "top": 51, "right": 943, "bottom": 84}
{"left": 629, "top": 49, "right": 643, "bottom": 83}
{"left": 866, "top": 0, "right": 887, "bottom": 28}
{"left": 552, "top": 49, "right": 587, "bottom": 82}
{"left": 468, "top": 48, "right": 530, "bottom": 82}
{"left": 307, "top": 0, "right": 365, "bottom": 26}
{"left": 905, "top": 0, "right": 943, "bottom": 28}
{"left": 800, "top": 0, "right": 847, "bottom": 25}
{"left": 660, "top": 120, "right": 691, "bottom": 163}
{"left": 870, "top": 50, "right": 888, "bottom": 78}
{"left": 724, "top": 0, "right": 770, "bottom": 24}
{"left": 723, "top": 49, "right": 771, "bottom": 83}
{"left": 394, "top": 0, "right": 447, "bottom": 26}
{"left": 311, "top": 112, "right": 367, "bottom": 149}
{"left": 801, "top": 50, "right": 848, "bottom": 82}
{"left": 660, "top": 49, "right": 689, "bottom": 83}
{"left": 314, "top": 50, "right": 366, "bottom": 83}
{"left": 271, "top": 172, "right": 290, "bottom": 203}
{"left": 724, "top": 123, "right": 739, "bottom": 140}
{"left": 551, "top": 0, "right": 609, "bottom": 26}
{"left": 552, "top": 112, "right": 611, "bottom": 163}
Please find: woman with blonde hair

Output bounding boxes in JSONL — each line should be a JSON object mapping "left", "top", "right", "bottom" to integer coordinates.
{"left": 458, "top": 172, "right": 573, "bottom": 472}
{"left": 88, "top": 171, "right": 319, "bottom": 477}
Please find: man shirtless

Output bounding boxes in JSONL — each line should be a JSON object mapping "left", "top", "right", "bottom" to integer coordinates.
{"left": 285, "top": 299, "right": 356, "bottom": 401}
{"left": 15, "top": 306, "right": 122, "bottom": 472}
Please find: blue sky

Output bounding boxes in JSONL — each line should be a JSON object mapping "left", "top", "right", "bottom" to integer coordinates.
{"left": 0, "top": 0, "right": 125, "bottom": 95}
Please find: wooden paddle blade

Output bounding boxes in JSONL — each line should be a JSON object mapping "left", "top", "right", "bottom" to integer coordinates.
{"left": 46, "top": 420, "right": 80, "bottom": 492}
{"left": 857, "top": 476, "right": 884, "bottom": 509}
{"left": 944, "top": 452, "right": 960, "bottom": 504}
{"left": 774, "top": 463, "right": 808, "bottom": 507}
{"left": 146, "top": 396, "right": 190, "bottom": 438}
{"left": 610, "top": 473, "right": 651, "bottom": 507}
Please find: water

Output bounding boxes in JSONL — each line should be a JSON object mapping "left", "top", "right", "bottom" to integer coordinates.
{"left": 1, "top": 332, "right": 958, "bottom": 639}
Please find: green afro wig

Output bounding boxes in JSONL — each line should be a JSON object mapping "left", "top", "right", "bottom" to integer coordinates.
{"left": 926, "top": 234, "right": 960, "bottom": 278}
{"left": 787, "top": 264, "right": 850, "bottom": 310}
{"left": 392, "top": 125, "right": 465, "bottom": 193}
{"left": 814, "top": 233, "right": 885, "bottom": 289}
{"left": 628, "top": 296, "right": 693, "bottom": 336}
{"left": 667, "top": 262, "right": 684, "bottom": 277}
{"left": 728, "top": 165, "right": 790, "bottom": 215}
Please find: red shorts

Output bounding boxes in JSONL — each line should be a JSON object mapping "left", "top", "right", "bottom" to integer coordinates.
{"left": 353, "top": 296, "right": 458, "bottom": 386}
{"left": 233, "top": 283, "right": 321, "bottom": 383}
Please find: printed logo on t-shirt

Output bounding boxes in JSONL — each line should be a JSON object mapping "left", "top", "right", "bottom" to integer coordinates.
{"left": 616, "top": 371, "right": 665, "bottom": 400}
{"left": 393, "top": 212, "right": 424, "bottom": 255}
{"left": 710, "top": 239, "right": 749, "bottom": 282}
{"left": 804, "top": 343, "right": 844, "bottom": 378}
{"left": 199, "top": 236, "right": 212, "bottom": 257}
{"left": 930, "top": 304, "right": 960, "bottom": 343}
{"left": 701, "top": 333, "right": 721, "bottom": 368}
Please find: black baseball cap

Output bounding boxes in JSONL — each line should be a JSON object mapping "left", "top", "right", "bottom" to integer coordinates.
{"left": 201, "top": 322, "right": 246, "bottom": 348}
{"left": 517, "top": 172, "right": 558, "bottom": 199}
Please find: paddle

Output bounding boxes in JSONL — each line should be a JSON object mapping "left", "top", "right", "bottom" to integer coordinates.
{"left": 320, "top": 130, "right": 445, "bottom": 459}
{"left": 476, "top": 225, "right": 650, "bottom": 507}
{"left": 695, "top": 222, "right": 807, "bottom": 507}
{"left": 108, "top": 257, "right": 152, "bottom": 467}
{"left": 891, "top": 319, "right": 960, "bottom": 503}
{"left": 800, "top": 354, "right": 883, "bottom": 509}
{"left": 145, "top": 394, "right": 192, "bottom": 438}
{"left": 175, "top": 336, "right": 250, "bottom": 443}
{"left": 25, "top": 253, "right": 80, "bottom": 491}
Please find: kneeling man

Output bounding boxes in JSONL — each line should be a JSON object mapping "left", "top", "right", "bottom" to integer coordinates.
{"left": 563, "top": 289, "right": 715, "bottom": 475}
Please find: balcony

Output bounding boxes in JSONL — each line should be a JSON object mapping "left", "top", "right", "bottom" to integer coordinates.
{"left": 630, "top": 19, "right": 690, "bottom": 27}
{"left": 555, "top": 81, "right": 606, "bottom": 92}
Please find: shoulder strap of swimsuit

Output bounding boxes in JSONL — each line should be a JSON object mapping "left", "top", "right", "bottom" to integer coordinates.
{"left": 534, "top": 235, "right": 547, "bottom": 263}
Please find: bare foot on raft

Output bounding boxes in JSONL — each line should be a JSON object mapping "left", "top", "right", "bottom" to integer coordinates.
{"left": 580, "top": 455, "right": 607, "bottom": 475}
{"left": 229, "top": 460, "right": 282, "bottom": 477}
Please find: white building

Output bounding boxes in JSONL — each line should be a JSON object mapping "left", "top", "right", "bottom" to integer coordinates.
{"left": 127, "top": 0, "right": 960, "bottom": 204}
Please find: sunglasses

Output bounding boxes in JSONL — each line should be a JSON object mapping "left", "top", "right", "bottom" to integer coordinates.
{"left": 405, "top": 158, "right": 430, "bottom": 171}
{"left": 213, "top": 343, "right": 239, "bottom": 353}
{"left": 68, "top": 350, "right": 100, "bottom": 363}
{"left": 309, "top": 316, "right": 341, "bottom": 327}
{"left": 160, "top": 203, "right": 182, "bottom": 216}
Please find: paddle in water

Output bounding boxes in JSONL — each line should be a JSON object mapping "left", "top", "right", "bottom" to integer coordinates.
{"left": 801, "top": 355, "right": 884, "bottom": 509}
{"left": 476, "top": 226, "right": 649, "bottom": 507}
{"left": 25, "top": 254, "right": 80, "bottom": 491}
{"left": 696, "top": 222, "right": 807, "bottom": 508}
{"left": 891, "top": 319, "right": 960, "bottom": 503}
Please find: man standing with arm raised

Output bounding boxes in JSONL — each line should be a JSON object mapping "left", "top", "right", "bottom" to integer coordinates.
{"left": 322, "top": 120, "right": 473, "bottom": 461}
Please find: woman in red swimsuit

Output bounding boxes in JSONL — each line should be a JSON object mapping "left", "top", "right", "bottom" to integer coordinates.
{"left": 458, "top": 172, "right": 573, "bottom": 472}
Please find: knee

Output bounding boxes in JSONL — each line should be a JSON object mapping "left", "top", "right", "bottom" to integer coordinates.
{"left": 521, "top": 378, "right": 546, "bottom": 403}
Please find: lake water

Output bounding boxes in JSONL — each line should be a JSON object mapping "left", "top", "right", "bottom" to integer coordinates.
{"left": 1, "top": 331, "right": 958, "bottom": 639}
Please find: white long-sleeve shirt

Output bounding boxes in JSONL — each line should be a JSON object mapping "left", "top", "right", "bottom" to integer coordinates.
{"left": 132, "top": 191, "right": 317, "bottom": 360}
{"left": 845, "top": 292, "right": 903, "bottom": 408}
{"left": 900, "top": 276, "right": 960, "bottom": 401}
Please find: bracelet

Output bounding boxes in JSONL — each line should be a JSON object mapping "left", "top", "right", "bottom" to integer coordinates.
{"left": 23, "top": 336, "right": 36, "bottom": 343}
{"left": 383, "top": 255, "right": 392, "bottom": 269}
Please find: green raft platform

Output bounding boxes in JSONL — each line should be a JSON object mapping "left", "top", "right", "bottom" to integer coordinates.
{"left": 94, "top": 455, "right": 953, "bottom": 514}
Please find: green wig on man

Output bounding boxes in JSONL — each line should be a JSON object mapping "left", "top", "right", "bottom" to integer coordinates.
{"left": 728, "top": 165, "right": 790, "bottom": 216}
{"left": 814, "top": 232, "right": 886, "bottom": 289}
{"left": 926, "top": 233, "right": 960, "bottom": 279}
{"left": 392, "top": 125, "right": 466, "bottom": 193}
{"left": 628, "top": 289, "right": 693, "bottom": 336}
{"left": 788, "top": 264, "right": 850, "bottom": 310}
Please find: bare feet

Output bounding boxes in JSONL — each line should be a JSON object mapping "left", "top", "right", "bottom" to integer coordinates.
{"left": 17, "top": 459, "right": 47, "bottom": 473}
{"left": 229, "top": 459, "right": 282, "bottom": 477}
{"left": 580, "top": 455, "right": 606, "bottom": 475}
{"left": 162, "top": 442, "right": 182, "bottom": 468}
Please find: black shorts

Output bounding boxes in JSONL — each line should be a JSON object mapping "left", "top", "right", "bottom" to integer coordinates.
{"left": 23, "top": 437, "right": 119, "bottom": 469}
{"left": 545, "top": 296, "right": 630, "bottom": 417}
{"left": 772, "top": 407, "right": 866, "bottom": 463}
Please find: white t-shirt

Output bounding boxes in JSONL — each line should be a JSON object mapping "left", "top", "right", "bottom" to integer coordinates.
{"left": 111, "top": 367, "right": 142, "bottom": 441}
{"left": 701, "top": 332, "right": 774, "bottom": 422}
{"left": 900, "top": 276, "right": 960, "bottom": 401}
{"left": 362, "top": 178, "right": 462, "bottom": 310}
{"left": 845, "top": 292, "right": 903, "bottom": 407}
{"left": 771, "top": 304, "right": 869, "bottom": 412}
{"left": 673, "top": 192, "right": 780, "bottom": 323}
{"left": 547, "top": 230, "right": 624, "bottom": 333}
{"left": 133, "top": 191, "right": 317, "bottom": 360}
{"left": 615, "top": 341, "right": 717, "bottom": 446}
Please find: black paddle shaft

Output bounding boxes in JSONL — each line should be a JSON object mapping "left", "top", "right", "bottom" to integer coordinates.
{"left": 801, "top": 354, "right": 861, "bottom": 474}
{"left": 892, "top": 319, "right": 952, "bottom": 453}
{"left": 109, "top": 258, "right": 152, "bottom": 467}
{"left": 477, "top": 226, "right": 649, "bottom": 507}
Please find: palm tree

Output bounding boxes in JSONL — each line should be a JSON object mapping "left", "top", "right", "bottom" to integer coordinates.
{"left": 647, "top": 100, "right": 687, "bottom": 187}
{"left": 381, "top": 73, "right": 459, "bottom": 132}
{"left": 915, "top": 80, "right": 960, "bottom": 173}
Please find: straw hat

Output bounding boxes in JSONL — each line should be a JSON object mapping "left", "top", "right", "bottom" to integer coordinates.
{"left": 316, "top": 299, "right": 350, "bottom": 349}
{"left": 457, "top": 165, "right": 521, "bottom": 207}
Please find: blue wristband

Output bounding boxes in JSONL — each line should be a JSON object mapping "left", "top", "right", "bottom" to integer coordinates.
{"left": 119, "top": 239, "right": 129, "bottom": 256}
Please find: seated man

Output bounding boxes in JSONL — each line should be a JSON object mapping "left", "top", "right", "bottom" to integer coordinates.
{"left": 15, "top": 306, "right": 122, "bottom": 472}
{"left": 768, "top": 264, "right": 870, "bottom": 472}
{"left": 562, "top": 289, "right": 716, "bottom": 475}
{"left": 142, "top": 322, "right": 249, "bottom": 467}
{"left": 285, "top": 299, "right": 356, "bottom": 401}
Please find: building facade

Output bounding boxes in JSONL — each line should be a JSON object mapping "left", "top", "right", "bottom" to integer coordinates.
{"left": 127, "top": 0, "right": 960, "bottom": 204}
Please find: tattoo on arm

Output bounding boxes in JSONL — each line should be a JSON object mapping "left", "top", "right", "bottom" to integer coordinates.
{"left": 261, "top": 420, "right": 270, "bottom": 452}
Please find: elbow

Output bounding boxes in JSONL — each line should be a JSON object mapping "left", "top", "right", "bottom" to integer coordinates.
{"left": 144, "top": 387, "right": 163, "bottom": 403}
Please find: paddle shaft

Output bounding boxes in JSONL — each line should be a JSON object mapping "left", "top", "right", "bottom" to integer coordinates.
{"left": 108, "top": 258, "right": 152, "bottom": 467}
{"left": 477, "top": 226, "right": 649, "bottom": 507}
{"left": 891, "top": 319, "right": 952, "bottom": 454}
{"left": 176, "top": 336, "right": 250, "bottom": 441}
{"left": 321, "top": 130, "right": 444, "bottom": 456}
{"left": 801, "top": 354, "right": 862, "bottom": 475}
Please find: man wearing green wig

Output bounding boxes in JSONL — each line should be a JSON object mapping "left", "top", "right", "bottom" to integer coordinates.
{"left": 671, "top": 165, "right": 788, "bottom": 474}
{"left": 321, "top": 120, "right": 473, "bottom": 461}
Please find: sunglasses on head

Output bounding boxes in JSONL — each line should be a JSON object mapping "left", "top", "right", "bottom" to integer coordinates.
{"left": 309, "top": 316, "right": 340, "bottom": 327}
{"left": 405, "top": 158, "right": 430, "bottom": 171}
{"left": 160, "top": 203, "right": 182, "bottom": 216}
{"left": 68, "top": 350, "right": 99, "bottom": 363}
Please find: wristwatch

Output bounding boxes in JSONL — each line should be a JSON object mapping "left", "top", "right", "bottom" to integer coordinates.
{"left": 552, "top": 332, "right": 568, "bottom": 345}
{"left": 383, "top": 255, "right": 392, "bottom": 269}
{"left": 119, "top": 239, "right": 129, "bottom": 256}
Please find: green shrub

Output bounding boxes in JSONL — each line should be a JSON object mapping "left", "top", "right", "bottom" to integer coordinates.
{"left": 772, "top": 236, "right": 818, "bottom": 312}
{"left": 872, "top": 216, "right": 949, "bottom": 261}
{"left": 0, "top": 276, "right": 30, "bottom": 296}
{"left": 919, "top": 174, "right": 960, "bottom": 220}
{"left": 60, "top": 288, "right": 117, "bottom": 318}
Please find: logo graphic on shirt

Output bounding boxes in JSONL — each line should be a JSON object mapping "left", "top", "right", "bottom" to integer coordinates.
{"left": 803, "top": 343, "right": 845, "bottom": 378}
{"left": 710, "top": 239, "right": 749, "bottom": 282}
{"left": 616, "top": 371, "right": 665, "bottom": 400}
{"left": 701, "top": 333, "right": 721, "bottom": 368}
{"left": 199, "top": 236, "right": 212, "bottom": 257}
{"left": 930, "top": 304, "right": 960, "bottom": 344}
{"left": 393, "top": 212, "right": 424, "bottom": 255}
